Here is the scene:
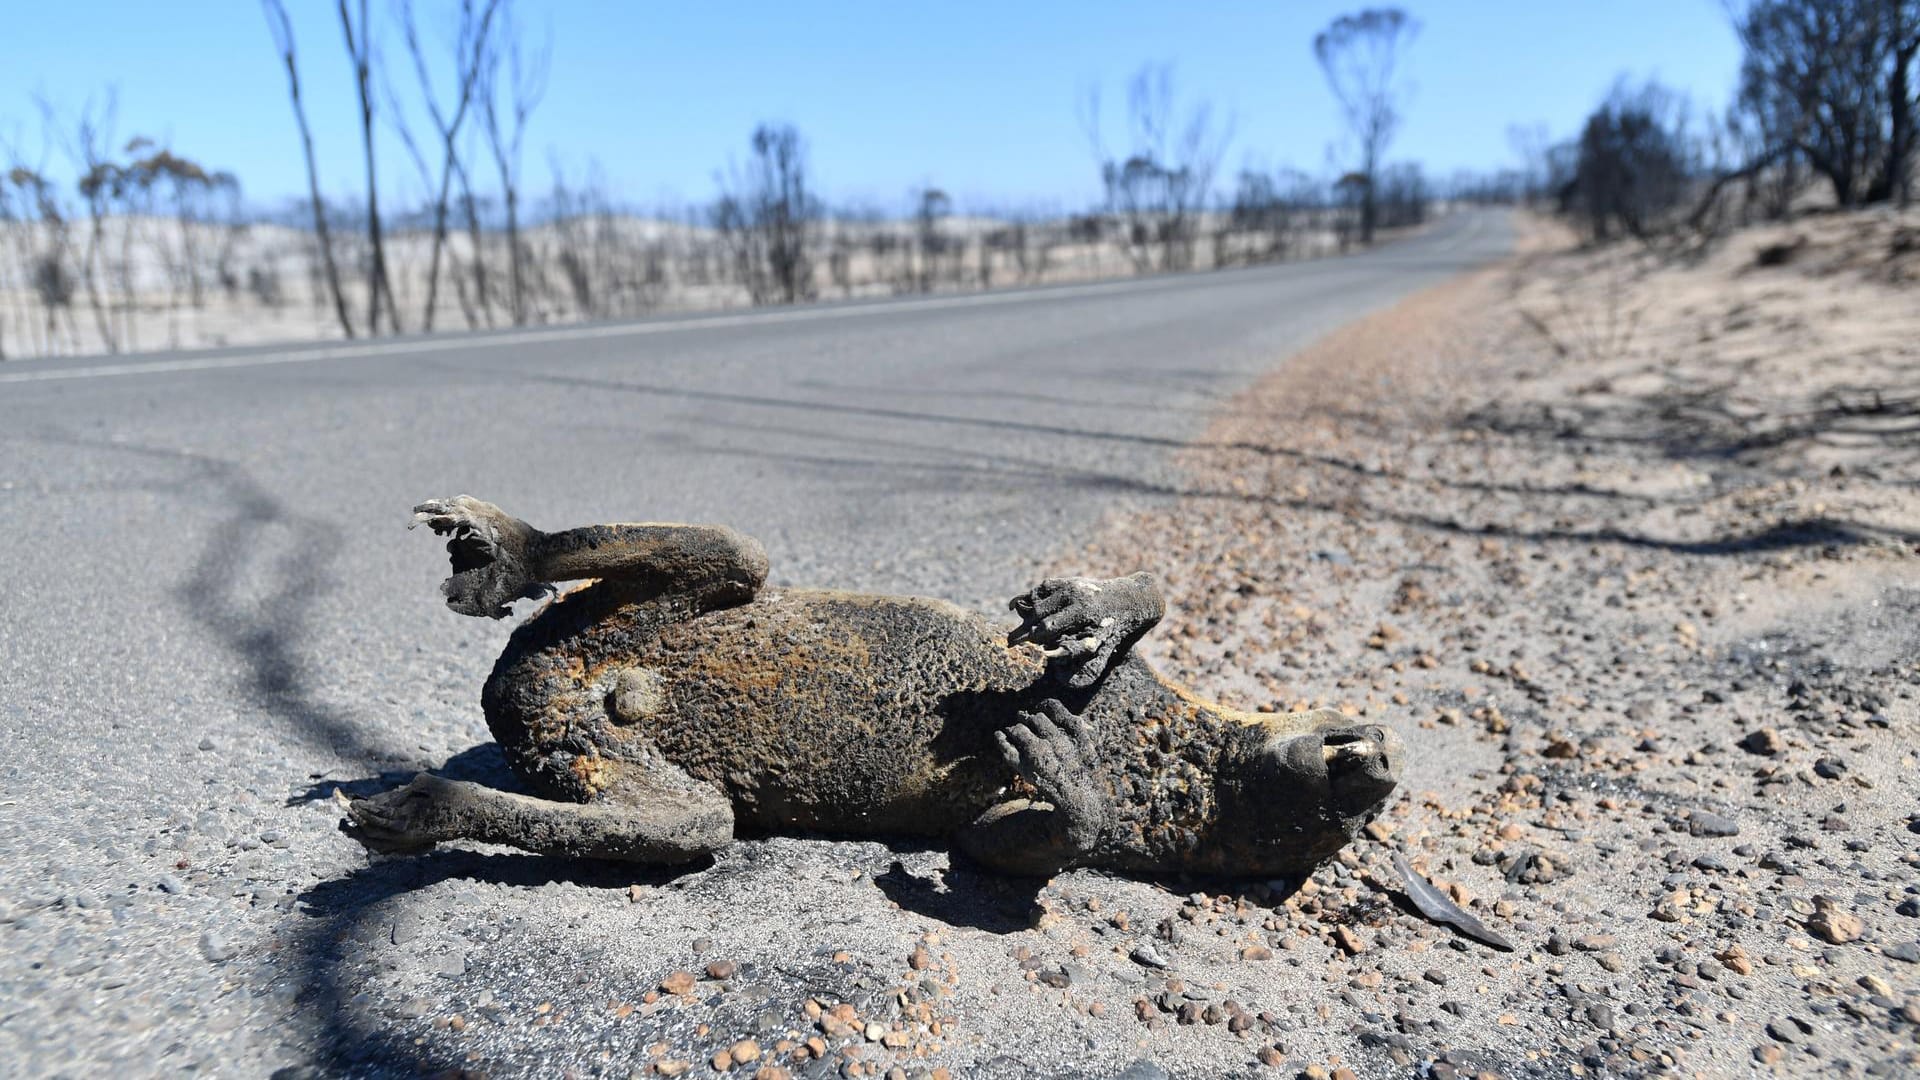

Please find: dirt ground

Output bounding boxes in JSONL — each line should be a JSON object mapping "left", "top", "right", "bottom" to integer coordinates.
{"left": 1054, "top": 207, "right": 1920, "bottom": 1076}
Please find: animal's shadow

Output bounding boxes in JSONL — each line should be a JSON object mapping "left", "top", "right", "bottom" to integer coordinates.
{"left": 287, "top": 743, "right": 521, "bottom": 805}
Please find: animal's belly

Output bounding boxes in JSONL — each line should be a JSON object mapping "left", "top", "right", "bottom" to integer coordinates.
{"left": 562, "top": 589, "right": 1044, "bottom": 834}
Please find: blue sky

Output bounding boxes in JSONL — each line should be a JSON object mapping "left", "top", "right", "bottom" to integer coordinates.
{"left": 1, "top": 1, "right": 1744, "bottom": 216}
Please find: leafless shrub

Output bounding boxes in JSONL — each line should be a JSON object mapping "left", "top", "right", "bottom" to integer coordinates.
{"left": 1082, "top": 64, "right": 1232, "bottom": 272}
{"left": 1733, "top": 0, "right": 1918, "bottom": 208}
{"left": 478, "top": 0, "right": 548, "bottom": 325}
{"left": 1571, "top": 81, "right": 1693, "bottom": 241}
{"left": 711, "top": 124, "right": 818, "bottom": 306}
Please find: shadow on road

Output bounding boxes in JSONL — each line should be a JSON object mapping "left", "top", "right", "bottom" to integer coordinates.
{"left": 518, "top": 375, "right": 1916, "bottom": 558}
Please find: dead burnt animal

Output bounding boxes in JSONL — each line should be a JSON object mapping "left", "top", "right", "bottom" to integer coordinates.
{"left": 345, "top": 496, "right": 1404, "bottom": 878}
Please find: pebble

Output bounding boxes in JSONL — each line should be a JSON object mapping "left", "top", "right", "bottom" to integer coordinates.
{"left": 1808, "top": 897, "right": 1864, "bottom": 944}
{"left": 1766, "top": 1016, "right": 1810, "bottom": 1043}
{"left": 198, "top": 929, "right": 238, "bottom": 963}
{"left": 1688, "top": 810, "right": 1740, "bottom": 838}
{"left": 1130, "top": 943, "right": 1170, "bottom": 969}
{"left": 1739, "top": 729, "right": 1785, "bottom": 755}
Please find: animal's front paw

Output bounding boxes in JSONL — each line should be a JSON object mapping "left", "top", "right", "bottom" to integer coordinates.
{"left": 342, "top": 773, "right": 467, "bottom": 855}
{"left": 410, "top": 496, "right": 541, "bottom": 618}
{"left": 1008, "top": 572, "right": 1162, "bottom": 687}
{"left": 994, "top": 700, "right": 1107, "bottom": 850}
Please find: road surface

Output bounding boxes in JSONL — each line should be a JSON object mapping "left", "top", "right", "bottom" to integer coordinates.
{"left": 0, "top": 210, "right": 1511, "bottom": 1076}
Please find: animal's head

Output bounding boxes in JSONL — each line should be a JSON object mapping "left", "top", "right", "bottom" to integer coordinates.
{"left": 1208, "top": 709, "right": 1404, "bottom": 876}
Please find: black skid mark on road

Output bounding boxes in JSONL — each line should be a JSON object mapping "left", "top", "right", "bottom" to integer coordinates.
{"left": 13, "top": 427, "right": 391, "bottom": 765}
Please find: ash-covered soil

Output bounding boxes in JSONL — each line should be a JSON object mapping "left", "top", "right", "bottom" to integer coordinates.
{"left": 1058, "top": 209, "right": 1920, "bottom": 1077}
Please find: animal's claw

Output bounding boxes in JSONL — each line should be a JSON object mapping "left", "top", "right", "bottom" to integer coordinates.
{"left": 997, "top": 700, "right": 1094, "bottom": 808}
{"left": 409, "top": 495, "right": 538, "bottom": 619}
{"left": 343, "top": 774, "right": 461, "bottom": 855}
{"left": 1009, "top": 574, "right": 1162, "bottom": 688}
{"left": 994, "top": 699, "right": 1108, "bottom": 851}
{"left": 1009, "top": 577, "right": 1113, "bottom": 650}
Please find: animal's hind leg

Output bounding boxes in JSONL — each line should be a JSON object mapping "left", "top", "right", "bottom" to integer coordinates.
{"left": 344, "top": 770, "right": 734, "bottom": 864}
{"left": 411, "top": 495, "right": 769, "bottom": 618}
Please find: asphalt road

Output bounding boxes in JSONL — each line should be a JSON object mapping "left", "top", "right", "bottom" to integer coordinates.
{"left": 0, "top": 209, "right": 1511, "bottom": 1076}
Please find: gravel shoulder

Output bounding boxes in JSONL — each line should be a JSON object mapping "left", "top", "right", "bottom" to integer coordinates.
{"left": 1065, "top": 208, "right": 1920, "bottom": 1077}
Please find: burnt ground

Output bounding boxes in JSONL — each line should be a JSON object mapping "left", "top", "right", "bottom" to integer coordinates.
{"left": 1060, "top": 209, "right": 1920, "bottom": 1077}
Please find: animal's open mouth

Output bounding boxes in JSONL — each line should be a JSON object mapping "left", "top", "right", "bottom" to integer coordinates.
{"left": 1321, "top": 726, "right": 1381, "bottom": 767}
{"left": 1319, "top": 724, "right": 1400, "bottom": 810}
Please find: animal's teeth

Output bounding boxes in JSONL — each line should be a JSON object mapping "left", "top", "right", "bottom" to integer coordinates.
{"left": 1323, "top": 741, "right": 1368, "bottom": 764}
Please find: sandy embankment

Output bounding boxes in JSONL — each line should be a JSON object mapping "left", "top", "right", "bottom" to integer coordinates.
{"left": 1065, "top": 207, "right": 1920, "bottom": 1075}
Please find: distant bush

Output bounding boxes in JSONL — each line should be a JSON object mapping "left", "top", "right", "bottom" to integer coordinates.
{"left": 1571, "top": 83, "right": 1692, "bottom": 240}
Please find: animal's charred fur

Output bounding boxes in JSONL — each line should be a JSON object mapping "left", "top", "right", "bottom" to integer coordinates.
{"left": 345, "top": 497, "right": 1403, "bottom": 879}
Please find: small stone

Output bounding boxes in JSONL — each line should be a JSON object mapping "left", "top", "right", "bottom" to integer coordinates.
{"left": 728, "top": 1040, "right": 760, "bottom": 1065}
{"left": 628, "top": 884, "right": 647, "bottom": 903}
{"left": 1813, "top": 756, "right": 1847, "bottom": 779}
{"left": 660, "top": 971, "right": 697, "bottom": 995}
{"left": 706, "top": 960, "right": 737, "bottom": 980}
{"left": 1240, "top": 945, "right": 1273, "bottom": 961}
{"left": 1256, "top": 1046, "right": 1285, "bottom": 1068}
{"left": 199, "top": 929, "right": 238, "bottom": 963}
{"left": 1130, "top": 942, "right": 1170, "bottom": 968}
{"left": 1807, "top": 896, "right": 1864, "bottom": 944}
{"left": 1739, "top": 729, "right": 1785, "bottom": 755}
{"left": 1688, "top": 810, "right": 1740, "bottom": 838}
{"left": 1333, "top": 926, "right": 1364, "bottom": 955}
{"left": 1883, "top": 941, "right": 1919, "bottom": 963}
{"left": 1715, "top": 945, "right": 1753, "bottom": 975}
{"left": 1753, "top": 1045, "right": 1783, "bottom": 1065}
{"left": 1585, "top": 1002, "right": 1615, "bottom": 1031}
{"left": 863, "top": 1022, "right": 886, "bottom": 1041}
{"left": 908, "top": 946, "right": 933, "bottom": 971}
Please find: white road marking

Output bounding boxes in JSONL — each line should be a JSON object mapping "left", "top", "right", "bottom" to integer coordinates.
{"left": 0, "top": 217, "right": 1493, "bottom": 386}
{"left": 0, "top": 270, "right": 1249, "bottom": 386}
